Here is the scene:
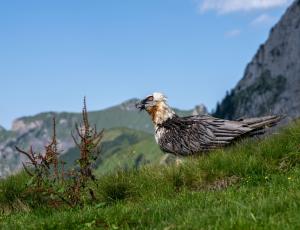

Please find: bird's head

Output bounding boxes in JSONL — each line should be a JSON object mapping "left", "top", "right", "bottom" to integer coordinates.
{"left": 136, "top": 92, "right": 174, "bottom": 125}
{"left": 136, "top": 92, "right": 167, "bottom": 112}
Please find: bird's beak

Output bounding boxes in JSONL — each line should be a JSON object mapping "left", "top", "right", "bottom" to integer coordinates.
{"left": 135, "top": 99, "right": 146, "bottom": 111}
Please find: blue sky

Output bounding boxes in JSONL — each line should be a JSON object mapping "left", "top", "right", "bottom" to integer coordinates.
{"left": 0, "top": 0, "right": 293, "bottom": 129}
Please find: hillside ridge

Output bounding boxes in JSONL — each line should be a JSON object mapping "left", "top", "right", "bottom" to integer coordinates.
{"left": 214, "top": 0, "right": 300, "bottom": 120}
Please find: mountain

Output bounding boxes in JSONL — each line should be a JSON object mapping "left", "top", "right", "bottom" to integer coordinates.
{"left": 0, "top": 126, "right": 10, "bottom": 142}
{"left": 0, "top": 99, "right": 203, "bottom": 177}
{"left": 214, "top": 0, "right": 300, "bottom": 120}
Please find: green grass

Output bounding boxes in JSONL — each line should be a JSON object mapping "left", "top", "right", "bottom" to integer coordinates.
{"left": 1, "top": 121, "right": 300, "bottom": 229}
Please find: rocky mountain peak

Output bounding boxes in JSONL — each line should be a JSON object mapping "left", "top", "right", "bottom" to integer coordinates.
{"left": 215, "top": 0, "right": 300, "bottom": 120}
{"left": 192, "top": 104, "right": 208, "bottom": 116}
{"left": 119, "top": 98, "right": 139, "bottom": 111}
{"left": 12, "top": 119, "right": 44, "bottom": 135}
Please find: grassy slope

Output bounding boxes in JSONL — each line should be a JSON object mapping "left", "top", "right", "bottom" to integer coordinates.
{"left": 1, "top": 121, "right": 300, "bottom": 229}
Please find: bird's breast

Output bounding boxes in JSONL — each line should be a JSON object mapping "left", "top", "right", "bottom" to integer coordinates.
{"left": 154, "top": 127, "right": 166, "bottom": 144}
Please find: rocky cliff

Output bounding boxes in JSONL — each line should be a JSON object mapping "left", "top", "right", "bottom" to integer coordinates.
{"left": 215, "top": 0, "right": 300, "bottom": 120}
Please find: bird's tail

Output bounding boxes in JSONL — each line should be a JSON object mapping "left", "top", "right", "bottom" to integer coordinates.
{"left": 238, "top": 115, "right": 283, "bottom": 136}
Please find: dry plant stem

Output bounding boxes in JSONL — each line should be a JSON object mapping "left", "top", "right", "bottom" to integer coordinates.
{"left": 15, "top": 97, "right": 103, "bottom": 208}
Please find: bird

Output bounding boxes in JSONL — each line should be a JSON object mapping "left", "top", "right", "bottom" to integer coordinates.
{"left": 136, "top": 92, "right": 282, "bottom": 156}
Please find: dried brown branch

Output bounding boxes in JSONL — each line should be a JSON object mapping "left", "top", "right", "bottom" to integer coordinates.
{"left": 15, "top": 98, "right": 104, "bottom": 208}
{"left": 15, "top": 146, "right": 37, "bottom": 167}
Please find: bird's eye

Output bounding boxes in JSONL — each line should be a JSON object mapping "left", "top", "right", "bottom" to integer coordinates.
{"left": 147, "top": 96, "right": 154, "bottom": 101}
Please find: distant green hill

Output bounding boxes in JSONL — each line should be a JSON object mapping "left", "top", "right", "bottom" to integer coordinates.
{"left": 60, "top": 127, "right": 163, "bottom": 174}
{"left": 94, "top": 129, "right": 163, "bottom": 175}
{"left": 0, "top": 99, "right": 192, "bottom": 177}
{"left": 15, "top": 99, "right": 192, "bottom": 134}
{"left": 0, "top": 128, "right": 11, "bottom": 143}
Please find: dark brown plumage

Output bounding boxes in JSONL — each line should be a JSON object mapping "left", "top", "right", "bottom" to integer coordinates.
{"left": 136, "top": 92, "right": 282, "bottom": 156}
{"left": 155, "top": 114, "right": 281, "bottom": 156}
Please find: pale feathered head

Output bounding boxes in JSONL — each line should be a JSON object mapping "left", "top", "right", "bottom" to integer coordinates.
{"left": 136, "top": 92, "right": 167, "bottom": 111}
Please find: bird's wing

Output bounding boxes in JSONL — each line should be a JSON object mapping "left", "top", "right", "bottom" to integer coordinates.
{"left": 183, "top": 115, "right": 253, "bottom": 148}
{"left": 158, "top": 114, "right": 282, "bottom": 155}
{"left": 158, "top": 115, "right": 253, "bottom": 155}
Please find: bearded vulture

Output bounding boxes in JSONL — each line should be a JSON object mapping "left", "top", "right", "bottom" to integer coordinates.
{"left": 136, "top": 92, "right": 282, "bottom": 156}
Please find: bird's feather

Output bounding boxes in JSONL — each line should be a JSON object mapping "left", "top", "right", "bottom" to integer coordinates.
{"left": 156, "top": 114, "right": 282, "bottom": 156}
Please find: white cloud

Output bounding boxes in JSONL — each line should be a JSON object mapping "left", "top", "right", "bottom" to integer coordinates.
{"left": 224, "top": 29, "right": 241, "bottom": 38}
{"left": 198, "top": 0, "right": 291, "bottom": 14}
{"left": 250, "top": 14, "right": 276, "bottom": 26}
